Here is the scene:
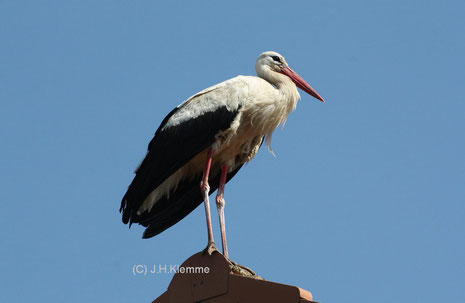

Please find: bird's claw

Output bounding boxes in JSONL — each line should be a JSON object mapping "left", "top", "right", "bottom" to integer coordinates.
{"left": 202, "top": 241, "right": 218, "bottom": 255}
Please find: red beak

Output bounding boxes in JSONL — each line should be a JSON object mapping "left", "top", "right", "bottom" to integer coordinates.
{"left": 280, "top": 66, "right": 324, "bottom": 102}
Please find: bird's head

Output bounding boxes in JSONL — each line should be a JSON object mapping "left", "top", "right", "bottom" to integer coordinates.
{"left": 255, "top": 51, "right": 324, "bottom": 102}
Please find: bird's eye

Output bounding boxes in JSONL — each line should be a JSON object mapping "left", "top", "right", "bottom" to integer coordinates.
{"left": 271, "top": 56, "right": 282, "bottom": 63}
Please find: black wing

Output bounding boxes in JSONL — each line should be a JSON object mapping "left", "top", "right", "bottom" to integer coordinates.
{"left": 140, "top": 164, "right": 243, "bottom": 238}
{"left": 120, "top": 102, "right": 242, "bottom": 234}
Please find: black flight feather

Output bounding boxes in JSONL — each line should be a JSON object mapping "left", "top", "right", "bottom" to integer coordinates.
{"left": 120, "top": 104, "right": 241, "bottom": 234}
{"left": 141, "top": 164, "right": 242, "bottom": 239}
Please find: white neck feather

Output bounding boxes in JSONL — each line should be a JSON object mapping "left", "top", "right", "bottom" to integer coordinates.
{"left": 253, "top": 65, "right": 301, "bottom": 152}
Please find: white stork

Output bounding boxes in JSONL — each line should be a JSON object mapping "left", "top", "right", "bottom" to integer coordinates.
{"left": 120, "top": 51, "right": 324, "bottom": 259}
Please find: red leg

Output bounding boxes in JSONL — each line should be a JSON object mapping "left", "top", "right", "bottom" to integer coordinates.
{"left": 200, "top": 148, "right": 216, "bottom": 254}
{"left": 216, "top": 164, "right": 229, "bottom": 259}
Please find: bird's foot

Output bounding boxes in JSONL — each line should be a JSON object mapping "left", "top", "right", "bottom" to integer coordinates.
{"left": 202, "top": 241, "right": 218, "bottom": 255}
{"left": 228, "top": 259, "right": 262, "bottom": 279}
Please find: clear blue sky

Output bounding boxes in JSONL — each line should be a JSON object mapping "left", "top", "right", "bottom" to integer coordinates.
{"left": 1, "top": 1, "right": 464, "bottom": 302}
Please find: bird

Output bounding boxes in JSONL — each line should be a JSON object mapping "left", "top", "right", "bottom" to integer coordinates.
{"left": 120, "top": 51, "right": 324, "bottom": 259}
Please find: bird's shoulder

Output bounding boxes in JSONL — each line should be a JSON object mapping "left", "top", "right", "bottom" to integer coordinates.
{"left": 161, "top": 76, "right": 255, "bottom": 130}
